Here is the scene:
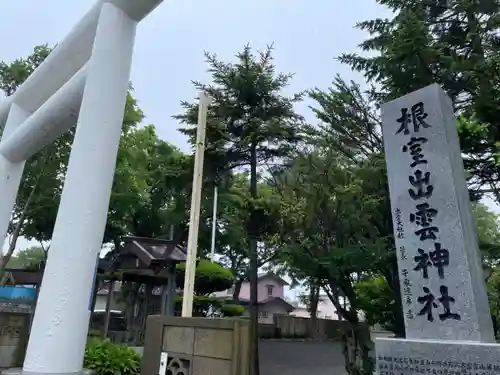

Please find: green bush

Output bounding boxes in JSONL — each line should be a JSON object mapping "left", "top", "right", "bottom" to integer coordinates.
{"left": 219, "top": 303, "right": 245, "bottom": 317}
{"left": 174, "top": 296, "right": 245, "bottom": 317}
{"left": 176, "top": 259, "right": 234, "bottom": 294}
{"left": 84, "top": 338, "right": 140, "bottom": 375}
{"left": 355, "top": 276, "right": 398, "bottom": 333}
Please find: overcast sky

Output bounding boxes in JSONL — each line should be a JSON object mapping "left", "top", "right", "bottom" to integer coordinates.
{"left": 1, "top": 0, "right": 392, "bottom": 150}
{"left": 0, "top": 0, "right": 392, "bottom": 254}
{"left": 1, "top": 0, "right": 498, "bottom": 262}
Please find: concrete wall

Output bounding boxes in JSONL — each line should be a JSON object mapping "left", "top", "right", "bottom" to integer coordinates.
{"left": 0, "top": 312, "right": 30, "bottom": 369}
{"left": 135, "top": 338, "right": 348, "bottom": 375}
{"left": 141, "top": 316, "right": 250, "bottom": 375}
{"left": 269, "top": 315, "right": 370, "bottom": 340}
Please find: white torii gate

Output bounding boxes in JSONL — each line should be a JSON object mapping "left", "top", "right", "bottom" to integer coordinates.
{"left": 0, "top": 1, "right": 163, "bottom": 375}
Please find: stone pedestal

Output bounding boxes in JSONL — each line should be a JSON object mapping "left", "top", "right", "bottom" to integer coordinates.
{"left": 377, "top": 338, "right": 500, "bottom": 375}
{"left": 141, "top": 316, "right": 250, "bottom": 375}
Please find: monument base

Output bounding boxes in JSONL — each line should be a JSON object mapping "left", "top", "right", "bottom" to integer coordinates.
{"left": 376, "top": 338, "right": 500, "bottom": 375}
{"left": 1, "top": 369, "right": 94, "bottom": 375}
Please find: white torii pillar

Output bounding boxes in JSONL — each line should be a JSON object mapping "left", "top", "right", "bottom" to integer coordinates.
{"left": 0, "top": 1, "right": 164, "bottom": 375}
{"left": 0, "top": 104, "right": 29, "bottom": 245}
{"left": 22, "top": 5, "right": 136, "bottom": 375}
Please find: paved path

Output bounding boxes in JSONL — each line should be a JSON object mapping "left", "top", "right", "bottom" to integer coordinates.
{"left": 259, "top": 340, "right": 347, "bottom": 375}
{"left": 259, "top": 331, "right": 394, "bottom": 375}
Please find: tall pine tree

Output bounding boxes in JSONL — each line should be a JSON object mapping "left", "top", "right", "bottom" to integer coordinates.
{"left": 175, "top": 44, "right": 303, "bottom": 375}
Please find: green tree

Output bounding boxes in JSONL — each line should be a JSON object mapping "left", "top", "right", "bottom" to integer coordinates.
{"left": 176, "top": 260, "right": 243, "bottom": 317}
{"left": 0, "top": 44, "right": 63, "bottom": 277}
{"left": 338, "top": 0, "right": 500, "bottom": 201}
{"left": 0, "top": 45, "right": 51, "bottom": 96}
{"left": 289, "top": 76, "right": 409, "bottom": 374}
{"left": 355, "top": 276, "right": 396, "bottom": 332}
{"left": 309, "top": 76, "right": 382, "bottom": 161}
{"left": 101, "top": 126, "right": 193, "bottom": 337}
{"left": 104, "top": 124, "right": 190, "bottom": 248}
{"left": 215, "top": 173, "right": 282, "bottom": 301}
{"left": 7, "top": 246, "right": 46, "bottom": 270}
{"left": 487, "top": 269, "right": 500, "bottom": 338}
{"left": 474, "top": 203, "right": 500, "bottom": 270}
{"left": 274, "top": 149, "right": 390, "bottom": 375}
{"left": 175, "top": 44, "right": 303, "bottom": 375}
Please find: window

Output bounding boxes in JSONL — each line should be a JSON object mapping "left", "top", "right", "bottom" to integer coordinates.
{"left": 266, "top": 285, "right": 274, "bottom": 297}
{"left": 259, "top": 311, "right": 268, "bottom": 319}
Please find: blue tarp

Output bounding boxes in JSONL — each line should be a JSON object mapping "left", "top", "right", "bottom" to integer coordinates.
{"left": 0, "top": 286, "right": 36, "bottom": 302}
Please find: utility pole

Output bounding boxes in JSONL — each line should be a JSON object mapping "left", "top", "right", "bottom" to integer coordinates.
{"left": 181, "top": 91, "right": 211, "bottom": 317}
{"left": 210, "top": 185, "right": 218, "bottom": 259}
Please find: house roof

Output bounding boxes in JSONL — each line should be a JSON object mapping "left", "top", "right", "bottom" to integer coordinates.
{"left": 120, "top": 236, "right": 187, "bottom": 267}
{"left": 4, "top": 257, "right": 116, "bottom": 286}
{"left": 257, "top": 272, "right": 289, "bottom": 286}
{"left": 239, "top": 296, "right": 295, "bottom": 313}
{"left": 101, "top": 236, "right": 187, "bottom": 284}
{"left": 3, "top": 269, "right": 42, "bottom": 286}
{"left": 259, "top": 297, "right": 295, "bottom": 312}
{"left": 96, "top": 281, "right": 122, "bottom": 295}
{"left": 96, "top": 281, "right": 165, "bottom": 296}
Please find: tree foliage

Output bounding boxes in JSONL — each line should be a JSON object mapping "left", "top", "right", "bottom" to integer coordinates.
{"left": 355, "top": 276, "right": 396, "bottom": 332}
{"left": 174, "top": 259, "right": 243, "bottom": 318}
{"left": 339, "top": 0, "right": 500, "bottom": 201}
{"left": 0, "top": 44, "right": 63, "bottom": 276}
{"left": 213, "top": 173, "right": 282, "bottom": 300}
{"left": 104, "top": 124, "right": 190, "bottom": 245}
{"left": 273, "top": 149, "right": 391, "bottom": 374}
{"left": 0, "top": 45, "right": 51, "bottom": 96}
{"left": 7, "top": 246, "right": 46, "bottom": 270}
{"left": 175, "top": 44, "right": 303, "bottom": 375}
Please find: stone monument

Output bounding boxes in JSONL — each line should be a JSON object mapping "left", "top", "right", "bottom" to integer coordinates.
{"left": 378, "top": 83, "right": 500, "bottom": 374}
{"left": 0, "top": 1, "right": 164, "bottom": 375}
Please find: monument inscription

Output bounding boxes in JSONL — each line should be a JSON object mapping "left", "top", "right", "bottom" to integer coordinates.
{"left": 376, "top": 338, "right": 500, "bottom": 375}
{"left": 381, "top": 83, "right": 493, "bottom": 342}
{"left": 377, "top": 83, "right": 499, "bottom": 375}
